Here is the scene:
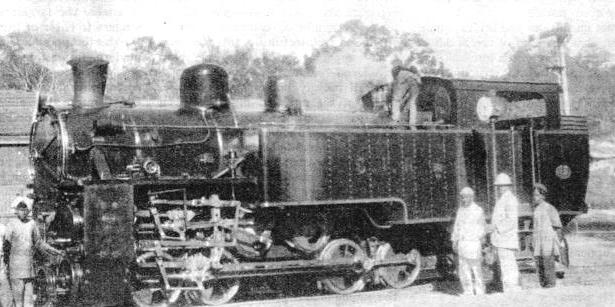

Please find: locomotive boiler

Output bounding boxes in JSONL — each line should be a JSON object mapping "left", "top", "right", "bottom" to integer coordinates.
{"left": 29, "top": 57, "right": 589, "bottom": 306}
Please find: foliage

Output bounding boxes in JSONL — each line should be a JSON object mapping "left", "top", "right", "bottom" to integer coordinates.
{"left": 199, "top": 43, "right": 304, "bottom": 98}
{"left": 108, "top": 37, "right": 184, "bottom": 101}
{"left": 0, "top": 30, "right": 93, "bottom": 92}
{"left": 126, "top": 36, "right": 184, "bottom": 72}
{"left": 503, "top": 40, "right": 615, "bottom": 136}
{"left": 306, "top": 19, "right": 452, "bottom": 77}
{"left": 504, "top": 43, "right": 558, "bottom": 83}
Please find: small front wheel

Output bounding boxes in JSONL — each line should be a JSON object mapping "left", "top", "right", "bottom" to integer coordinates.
{"left": 183, "top": 250, "right": 240, "bottom": 305}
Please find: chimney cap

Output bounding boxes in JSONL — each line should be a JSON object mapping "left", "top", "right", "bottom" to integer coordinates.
{"left": 67, "top": 57, "right": 109, "bottom": 67}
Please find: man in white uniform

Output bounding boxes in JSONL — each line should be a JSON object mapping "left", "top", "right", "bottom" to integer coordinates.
{"left": 489, "top": 173, "right": 521, "bottom": 292}
{"left": 451, "top": 187, "right": 486, "bottom": 295}
{"left": 7, "top": 196, "right": 64, "bottom": 307}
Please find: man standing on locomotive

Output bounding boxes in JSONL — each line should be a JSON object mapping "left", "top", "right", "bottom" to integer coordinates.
{"left": 489, "top": 173, "right": 521, "bottom": 292}
{"left": 7, "top": 196, "right": 64, "bottom": 307}
{"left": 451, "top": 187, "right": 486, "bottom": 295}
{"left": 532, "top": 183, "right": 563, "bottom": 288}
{"left": 389, "top": 64, "right": 421, "bottom": 127}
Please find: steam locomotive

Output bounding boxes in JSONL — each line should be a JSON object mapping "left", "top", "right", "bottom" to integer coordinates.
{"left": 29, "top": 57, "right": 589, "bottom": 306}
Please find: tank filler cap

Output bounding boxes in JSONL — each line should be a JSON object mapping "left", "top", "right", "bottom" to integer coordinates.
{"left": 476, "top": 94, "right": 505, "bottom": 122}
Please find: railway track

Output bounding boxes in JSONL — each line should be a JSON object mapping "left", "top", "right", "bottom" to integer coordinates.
{"left": 218, "top": 231, "right": 615, "bottom": 306}
{"left": 226, "top": 265, "right": 615, "bottom": 306}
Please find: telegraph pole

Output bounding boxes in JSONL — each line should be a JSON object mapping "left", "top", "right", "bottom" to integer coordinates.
{"left": 532, "top": 24, "right": 572, "bottom": 115}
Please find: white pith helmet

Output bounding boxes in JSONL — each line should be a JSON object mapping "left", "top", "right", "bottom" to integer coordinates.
{"left": 460, "top": 187, "right": 475, "bottom": 195}
{"left": 494, "top": 173, "right": 513, "bottom": 186}
{"left": 11, "top": 196, "right": 33, "bottom": 210}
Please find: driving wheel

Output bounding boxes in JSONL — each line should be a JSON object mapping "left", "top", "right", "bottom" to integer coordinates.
{"left": 376, "top": 244, "right": 421, "bottom": 289}
{"left": 286, "top": 213, "right": 330, "bottom": 255}
{"left": 319, "top": 239, "right": 366, "bottom": 294}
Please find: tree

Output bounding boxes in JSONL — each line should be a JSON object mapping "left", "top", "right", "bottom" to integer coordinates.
{"left": 259, "top": 52, "right": 303, "bottom": 77}
{"left": 0, "top": 41, "right": 48, "bottom": 90}
{"left": 567, "top": 44, "right": 614, "bottom": 125}
{"left": 113, "top": 37, "right": 184, "bottom": 101}
{"left": 503, "top": 41, "right": 558, "bottom": 83}
{"left": 0, "top": 30, "right": 95, "bottom": 94}
{"left": 126, "top": 36, "right": 184, "bottom": 72}
{"left": 503, "top": 39, "right": 615, "bottom": 135}
{"left": 198, "top": 42, "right": 304, "bottom": 98}
{"left": 306, "top": 19, "right": 452, "bottom": 77}
{"left": 199, "top": 43, "right": 261, "bottom": 98}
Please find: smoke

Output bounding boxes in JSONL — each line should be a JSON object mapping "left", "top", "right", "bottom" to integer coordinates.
{"left": 285, "top": 45, "right": 390, "bottom": 112}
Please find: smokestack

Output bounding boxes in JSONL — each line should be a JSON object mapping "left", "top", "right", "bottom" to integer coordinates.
{"left": 68, "top": 57, "right": 109, "bottom": 108}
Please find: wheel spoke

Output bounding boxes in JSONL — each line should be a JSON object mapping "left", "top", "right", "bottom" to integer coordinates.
{"left": 184, "top": 250, "right": 240, "bottom": 305}
{"left": 286, "top": 214, "right": 330, "bottom": 255}
{"left": 376, "top": 244, "right": 421, "bottom": 289}
{"left": 319, "top": 239, "right": 366, "bottom": 295}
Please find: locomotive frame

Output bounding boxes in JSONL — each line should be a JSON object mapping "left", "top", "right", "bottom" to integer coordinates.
{"left": 28, "top": 58, "right": 589, "bottom": 306}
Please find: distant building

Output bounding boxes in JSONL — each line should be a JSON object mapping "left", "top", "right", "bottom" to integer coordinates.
{"left": 0, "top": 90, "right": 37, "bottom": 222}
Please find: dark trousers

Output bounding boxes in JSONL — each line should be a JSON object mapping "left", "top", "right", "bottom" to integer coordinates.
{"left": 536, "top": 255, "right": 556, "bottom": 288}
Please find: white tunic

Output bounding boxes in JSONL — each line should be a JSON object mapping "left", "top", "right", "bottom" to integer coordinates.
{"left": 490, "top": 190, "right": 520, "bottom": 250}
{"left": 7, "top": 219, "right": 40, "bottom": 279}
{"left": 451, "top": 202, "right": 486, "bottom": 259}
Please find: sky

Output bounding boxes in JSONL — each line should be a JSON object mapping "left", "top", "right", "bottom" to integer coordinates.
{"left": 1, "top": 0, "right": 614, "bottom": 77}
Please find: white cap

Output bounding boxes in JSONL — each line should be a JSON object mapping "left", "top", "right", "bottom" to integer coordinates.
{"left": 11, "top": 196, "right": 33, "bottom": 210}
{"left": 460, "top": 187, "right": 474, "bottom": 195}
{"left": 494, "top": 173, "right": 513, "bottom": 186}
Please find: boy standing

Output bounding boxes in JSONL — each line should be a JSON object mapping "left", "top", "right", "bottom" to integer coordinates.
{"left": 451, "top": 187, "right": 487, "bottom": 295}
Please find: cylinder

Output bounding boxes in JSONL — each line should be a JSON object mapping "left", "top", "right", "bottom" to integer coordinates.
{"left": 180, "top": 64, "right": 230, "bottom": 110}
{"left": 68, "top": 57, "right": 109, "bottom": 108}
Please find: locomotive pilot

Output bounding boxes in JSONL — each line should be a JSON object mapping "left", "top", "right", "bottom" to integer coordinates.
{"left": 7, "top": 196, "right": 64, "bottom": 307}
{"left": 532, "top": 183, "right": 563, "bottom": 288}
{"left": 389, "top": 65, "right": 421, "bottom": 127}
{"left": 451, "top": 187, "right": 486, "bottom": 295}
{"left": 489, "top": 173, "right": 521, "bottom": 292}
